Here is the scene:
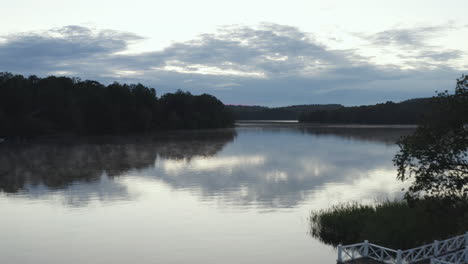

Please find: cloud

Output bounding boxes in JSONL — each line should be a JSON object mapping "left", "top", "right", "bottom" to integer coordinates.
{"left": 0, "top": 25, "right": 142, "bottom": 76}
{"left": 110, "top": 23, "right": 360, "bottom": 79}
{"left": 0, "top": 24, "right": 465, "bottom": 105}
{"left": 356, "top": 24, "right": 465, "bottom": 69}
{"left": 415, "top": 50, "right": 464, "bottom": 61}
{"left": 366, "top": 25, "right": 452, "bottom": 48}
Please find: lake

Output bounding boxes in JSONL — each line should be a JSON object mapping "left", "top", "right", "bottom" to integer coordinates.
{"left": 0, "top": 122, "right": 414, "bottom": 264}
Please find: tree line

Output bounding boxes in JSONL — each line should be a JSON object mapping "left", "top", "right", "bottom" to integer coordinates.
{"left": 0, "top": 73, "right": 234, "bottom": 137}
{"left": 299, "top": 98, "right": 433, "bottom": 124}
{"left": 228, "top": 104, "right": 342, "bottom": 120}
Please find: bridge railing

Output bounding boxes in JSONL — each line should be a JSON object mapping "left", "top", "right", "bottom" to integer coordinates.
{"left": 401, "top": 234, "right": 466, "bottom": 263}
{"left": 338, "top": 240, "right": 400, "bottom": 264}
{"left": 430, "top": 247, "right": 468, "bottom": 264}
{"left": 337, "top": 231, "right": 468, "bottom": 264}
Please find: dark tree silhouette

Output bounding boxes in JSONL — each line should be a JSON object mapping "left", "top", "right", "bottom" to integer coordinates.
{"left": 299, "top": 99, "right": 432, "bottom": 124}
{"left": 0, "top": 73, "right": 234, "bottom": 137}
{"left": 394, "top": 75, "right": 468, "bottom": 202}
{"left": 157, "top": 90, "right": 234, "bottom": 129}
{"left": 228, "top": 104, "right": 343, "bottom": 120}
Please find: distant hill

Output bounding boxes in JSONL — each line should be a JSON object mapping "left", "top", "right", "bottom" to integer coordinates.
{"left": 299, "top": 98, "right": 433, "bottom": 124}
{"left": 229, "top": 98, "right": 436, "bottom": 124}
{"left": 227, "top": 104, "right": 343, "bottom": 120}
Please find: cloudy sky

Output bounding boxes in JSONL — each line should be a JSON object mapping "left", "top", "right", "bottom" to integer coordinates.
{"left": 1, "top": 0, "right": 468, "bottom": 106}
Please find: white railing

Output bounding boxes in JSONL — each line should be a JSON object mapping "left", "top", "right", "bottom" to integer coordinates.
{"left": 337, "top": 232, "right": 468, "bottom": 263}
{"left": 402, "top": 234, "right": 466, "bottom": 263}
{"left": 338, "top": 241, "right": 400, "bottom": 264}
{"left": 431, "top": 247, "right": 468, "bottom": 264}
{"left": 367, "top": 243, "right": 400, "bottom": 263}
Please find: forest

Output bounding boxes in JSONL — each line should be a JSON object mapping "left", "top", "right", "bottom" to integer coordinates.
{"left": 299, "top": 98, "right": 433, "bottom": 124}
{"left": 228, "top": 104, "right": 343, "bottom": 120}
{"left": 0, "top": 73, "right": 234, "bottom": 137}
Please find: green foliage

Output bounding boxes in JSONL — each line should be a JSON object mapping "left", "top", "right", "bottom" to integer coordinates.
{"left": 299, "top": 99, "right": 432, "bottom": 124}
{"left": 310, "top": 200, "right": 468, "bottom": 249}
{"left": 0, "top": 73, "right": 234, "bottom": 136}
{"left": 394, "top": 75, "right": 468, "bottom": 202}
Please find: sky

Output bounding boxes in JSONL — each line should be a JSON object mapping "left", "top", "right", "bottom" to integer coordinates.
{"left": 1, "top": 0, "right": 468, "bottom": 106}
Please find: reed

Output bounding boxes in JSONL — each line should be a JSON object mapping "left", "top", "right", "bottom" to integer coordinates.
{"left": 310, "top": 199, "right": 468, "bottom": 249}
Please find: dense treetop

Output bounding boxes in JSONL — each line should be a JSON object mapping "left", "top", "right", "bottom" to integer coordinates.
{"left": 0, "top": 73, "right": 234, "bottom": 137}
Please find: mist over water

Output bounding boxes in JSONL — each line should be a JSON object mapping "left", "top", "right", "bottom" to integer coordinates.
{"left": 0, "top": 123, "right": 414, "bottom": 264}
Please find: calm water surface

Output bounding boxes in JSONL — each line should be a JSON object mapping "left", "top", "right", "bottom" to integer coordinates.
{"left": 0, "top": 123, "right": 414, "bottom": 264}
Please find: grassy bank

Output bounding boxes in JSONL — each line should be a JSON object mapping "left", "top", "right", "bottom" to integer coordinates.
{"left": 310, "top": 200, "right": 468, "bottom": 249}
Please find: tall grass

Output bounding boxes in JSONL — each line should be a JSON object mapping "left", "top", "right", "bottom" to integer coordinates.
{"left": 310, "top": 200, "right": 468, "bottom": 249}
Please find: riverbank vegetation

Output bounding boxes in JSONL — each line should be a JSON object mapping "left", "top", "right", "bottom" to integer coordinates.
{"left": 310, "top": 76, "right": 468, "bottom": 249}
{"left": 230, "top": 98, "right": 434, "bottom": 125}
{"left": 0, "top": 73, "right": 234, "bottom": 137}
{"left": 299, "top": 98, "right": 432, "bottom": 124}
{"left": 310, "top": 199, "right": 468, "bottom": 249}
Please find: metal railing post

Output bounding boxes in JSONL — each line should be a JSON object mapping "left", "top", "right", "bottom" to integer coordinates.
{"left": 430, "top": 258, "right": 435, "bottom": 264}
{"left": 465, "top": 231, "right": 468, "bottom": 247}
{"left": 337, "top": 244, "right": 343, "bottom": 263}
{"left": 396, "top": 249, "right": 402, "bottom": 264}
{"left": 464, "top": 246, "right": 468, "bottom": 263}
{"left": 434, "top": 240, "right": 439, "bottom": 255}
{"left": 363, "top": 240, "right": 369, "bottom": 257}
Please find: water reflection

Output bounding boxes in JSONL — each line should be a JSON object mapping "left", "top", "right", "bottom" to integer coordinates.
{"left": 0, "top": 125, "right": 413, "bottom": 209}
{"left": 239, "top": 122, "right": 414, "bottom": 145}
{"left": 0, "top": 124, "right": 418, "bottom": 264}
{"left": 0, "top": 130, "right": 236, "bottom": 203}
{"left": 150, "top": 126, "right": 413, "bottom": 208}
{"left": 22, "top": 173, "right": 132, "bottom": 207}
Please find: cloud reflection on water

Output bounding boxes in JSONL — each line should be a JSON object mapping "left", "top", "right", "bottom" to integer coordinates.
{"left": 0, "top": 125, "right": 413, "bottom": 208}
{"left": 160, "top": 155, "right": 266, "bottom": 174}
